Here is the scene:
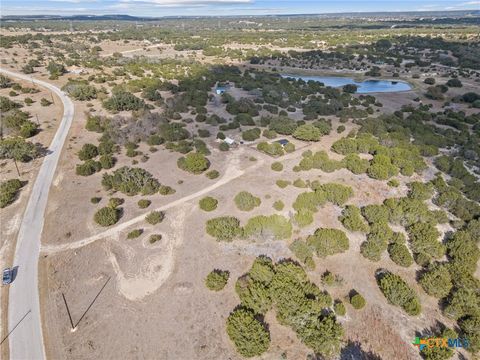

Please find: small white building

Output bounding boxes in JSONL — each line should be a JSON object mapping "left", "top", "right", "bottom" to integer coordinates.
{"left": 67, "top": 66, "right": 87, "bottom": 75}
{"left": 224, "top": 137, "right": 235, "bottom": 145}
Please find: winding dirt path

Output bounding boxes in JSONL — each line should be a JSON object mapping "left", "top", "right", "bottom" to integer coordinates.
{"left": 42, "top": 148, "right": 262, "bottom": 255}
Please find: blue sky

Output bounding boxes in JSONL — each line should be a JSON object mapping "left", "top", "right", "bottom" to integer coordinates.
{"left": 1, "top": 0, "right": 479, "bottom": 16}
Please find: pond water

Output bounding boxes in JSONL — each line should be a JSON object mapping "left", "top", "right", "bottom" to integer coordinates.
{"left": 282, "top": 75, "right": 412, "bottom": 93}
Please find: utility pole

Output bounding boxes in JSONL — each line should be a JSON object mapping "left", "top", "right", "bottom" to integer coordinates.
{"left": 62, "top": 293, "right": 76, "bottom": 331}
{"left": 35, "top": 114, "right": 39, "bottom": 125}
{"left": 50, "top": 92, "right": 55, "bottom": 104}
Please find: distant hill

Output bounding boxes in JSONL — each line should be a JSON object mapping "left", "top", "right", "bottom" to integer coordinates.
{"left": 1, "top": 10, "right": 479, "bottom": 22}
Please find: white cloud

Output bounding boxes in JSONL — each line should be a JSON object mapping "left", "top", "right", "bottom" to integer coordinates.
{"left": 461, "top": 1, "right": 480, "bottom": 5}
{"left": 48, "top": 0, "right": 97, "bottom": 3}
{"left": 120, "top": 0, "right": 253, "bottom": 6}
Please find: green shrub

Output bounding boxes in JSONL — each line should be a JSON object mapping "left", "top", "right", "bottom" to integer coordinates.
{"left": 342, "top": 154, "right": 369, "bottom": 174}
{"left": 199, "top": 196, "right": 218, "bottom": 212}
{"left": 0, "top": 179, "right": 24, "bottom": 208}
{"left": 306, "top": 228, "right": 349, "bottom": 258}
{"left": 127, "top": 229, "right": 143, "bottom": 239}
{"left": 257, "top": 141, "right": 284, "bottom": 156}
{"left": 408, "top": 222, "right": 445, "bottom": 262}
{"left": 149, "top": 234, "right": 162, "bottom": 243}
{"left": 103, "top": 89, "right": 145, "bottom": 112}
{"left": 289, "top": 239, "right": 314, "bottom": 268}
{"left": 145, "top": 211, "right": 165, "bottom": 225}
{"left": 234, "top": 191, "right": 261, "bottom": 211}
{"left": 94, "top": 207, "right": 120, "bottom": 226}
{"left": 219, "top": 142, "right": 229, "bottom": 151}
{"left": 387, "top": 179, "right": 400, "bottom": 187}
{"left": 147, "top": 134, "right": 163, "bottom": 146}
{"left": 243, "top": 215, "right": 292, "bottom": 240}
{"left": 108, "top": 197, "right": 124, "bottom": 208}
{"left": 294, "top": 208, "right": 314, "bottom": 227}
{"left": 90, "top": 197, "right": 101, "bottom": 204}
{"left": 337, "top": 125, "right": 346, "bottom": 134}
{"left": 419, "top": 263, "right": 453, "bottom": 298}
{"left": 159, "top": 185, "right": 175, "bottom": 195}
{"left": 226, "top": 308, "right": 270, "bottom": 358}
{"left": 102, "top": 166, "right": 160, "bottom": 195}
{"left": 334, "top": 301, "right": 346, "bottom": 316}
{"left": 350, "top": 292, "right": 366, "bottom": 309}
{"left": 292, "top": 179, "right": 307, "bottom": 188}
{"left": 78, "top": 143, "right": 98, "bottom": 161}
{"left": 242, "top": 128, "right": 261, "bottom": 141}
{"left": 137, "top": 199, "right": 151, "bottom": 209}
{"left": 293, "top": 124, "right": 322, "bottom": 141}
{"left": 206, "top": 170, "right": 219, "bottom": 179}
{"left": 284, "top": 142, "right": 295, "bottom": 153}
{"left": 99, "top": 154, "right": 116, "bottom": 169}
{"left": 205, "top": 269, "right": 229, "bottom": 291}
{"left": 273, "top": 200, "right": 284, "bottom": 211}
{"left": 76, "top": 160, "right": 101, "bottom": 176}
{"left": 206, "top": 216, "right": 242, "bottom": 241}
{"left": 276, "top": 180, "right": 290, "bottom": 188}
{"left": 271, "top": 162, "right": 283, "bottom": 171}
{"left": 177, "top": 152, "right": 210, "bottom": 174}
{"left": 388, "top": 243, "right": 414, "bottom": 267}
{"left": 377, "top": 271, "right": 421, "bottom": 315}
{"left": 339, "top": 205, "right": 369, "bottom": 232}
{"left": 321, "top": 271, "right": 336, "bottom": 286}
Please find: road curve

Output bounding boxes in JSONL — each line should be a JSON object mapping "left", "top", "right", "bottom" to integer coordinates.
{"left": 0, "top": 68, "right": 75, "bottom": 360}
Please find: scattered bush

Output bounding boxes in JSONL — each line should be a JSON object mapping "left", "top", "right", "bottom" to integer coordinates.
{"left": 206, "top": 216, "right": 242, "bottom": 241}
{"left": 388, "top": 243, "right": 414, "bottom": 267}
{"left": 137, "top": 199, "right": 151, "bottom": 209}
{"left": 145, "top": 211, "right": 165, "bottom": 225}
{"left": 76, "top": 160, "right": 101, "bottom": 176}
{"left": 205, "top": 269, "right": 229, "bottom": 291}
{"left": 127, "top": 229, "right": 143, "bottom": 239}
{"left": 234, "top": 191, "right": 261, "bottom": 211}
{"left": 306, "top": 228, "right": 349, "bottom": 258}
{"left": 177, "top": 152, "right": 210, "bottom": 174}
{"left": 243, "top": 215, "right": 292, "bottom": 240}
{"left": 377, "top": 271, "right": 421, "bottom": 315}
{"left": 350, "top": 292, "right": 366, "bottom": 309}
{"left": 419, "top": 263, "right": 453, "bottom": 298}
{"left": 102, "top": 166, "right": 160, "bottom": 195}
{"left": 94, "top": 206, "right": 120, "bottom": 226}
{"left": 0, "top": 179, "right": 24, "bottom": 208}
{"left": 149, "top": 234, "right": 162, "bottom": 244}
{"left": 271, "top": 162, "right": 283, "bottom": 171}
{"left": 226, "top": 308, "right": 270, "bottom": 358}
{"left": 206, "top": 169, "right": 220, "bottom": 179}
{"left": 334, "top": 301, "right": 346, "bottom": 316}
{"left": 199, "top": 196, "right": 218, "bottom": 212}
{"left": 276, "top": 180, "right": 290, "bottom": 188}
{"left": 108, "top": 197, "right": 124, "bottom": 208}
{"left": 339, "top": 205, "right": 369, "bottom": 232}
{"left": 293, "top": 124, "right": 322, "bottom": 141}
{"left": 273, "top": 200, "right": 284, "bottom": 211}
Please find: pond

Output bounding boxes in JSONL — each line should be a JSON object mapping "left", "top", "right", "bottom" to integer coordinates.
{"left": 282, "top": 75, "right": 412, "bottom": 93}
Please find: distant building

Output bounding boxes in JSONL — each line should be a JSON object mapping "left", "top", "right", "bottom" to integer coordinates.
{"left": 224, "top": 137, "right": 235, "bottom": 145}
{"left": 276, "top": 139, "right": 289, "bottom": 147}
{"left": 215, "top": 82, "right": 230, "bottom": 95}
{"left": 215, "top": 86, "right": 227, "bottom": 95}
{"left": 67, "top": 66, "right": 87, "bottom": 75}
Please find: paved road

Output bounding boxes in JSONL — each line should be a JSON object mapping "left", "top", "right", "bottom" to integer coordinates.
{"left": 0, "top": 68, "right": 75, "bottom": 360}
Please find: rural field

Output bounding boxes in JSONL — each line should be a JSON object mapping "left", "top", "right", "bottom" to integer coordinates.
{"left": 0, "top": 6, "right": 479, "bottom": 360}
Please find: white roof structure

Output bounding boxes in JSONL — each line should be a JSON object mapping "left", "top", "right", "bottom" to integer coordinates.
{"left": 224, "top": 137, "right": 235, "bottom": 145}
